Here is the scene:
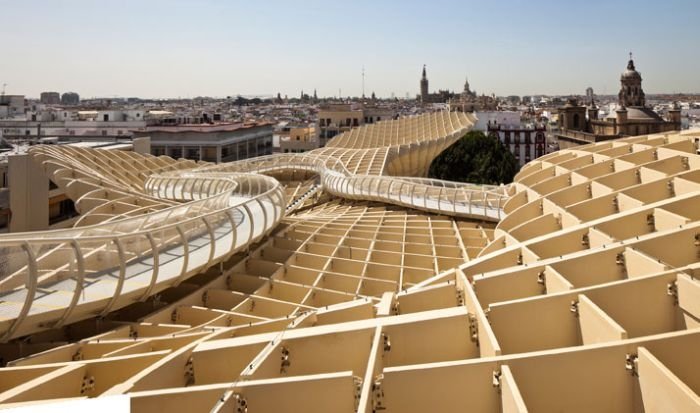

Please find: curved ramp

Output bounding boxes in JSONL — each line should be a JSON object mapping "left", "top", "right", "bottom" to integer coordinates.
{"left": 0, "top": 171, "right": 285, "bottom": 341}
{"left": 201, "top": 153, "right": 510, "bottom": 220}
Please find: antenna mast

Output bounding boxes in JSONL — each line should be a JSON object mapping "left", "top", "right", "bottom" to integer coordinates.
{"left": 362, "top": 66, "right": 365, "bottom": 99}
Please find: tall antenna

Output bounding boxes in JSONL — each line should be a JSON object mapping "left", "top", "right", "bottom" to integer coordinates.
{"left": 362, "top": 66, "right": 365, "bottom": 99}
{"left": 1, "top": 83, "right": 6, "bottom": 96}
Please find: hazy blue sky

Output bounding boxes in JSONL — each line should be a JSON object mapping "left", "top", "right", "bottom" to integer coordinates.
{"left": 2, "top": 0, "right": 699, "bottom": 99}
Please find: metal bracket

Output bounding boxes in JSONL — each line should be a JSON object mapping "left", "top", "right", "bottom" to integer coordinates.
{"left": 667, "top": 281, "right": 679, "bottom": 305}
{"left": 232, "top": 393, "right": 248, "bottom": 413}
{"left": 468, "top": 313, "right": 479, "bottom": 344}
{"left": 537, "top": 270, "right": 547, "bottom": 294}
{"left": 80, "top": 375, "right": 96, "bottom": 395}
{"left": 382, "top": 333, "right": 391, "bottom": 353}
{"left": 280, "top": 346, "right": 291, "bottom": 374}
{"left": 372, "top": 375, "right": 386, "bottom": 412}
{"left": 391, "top": 301, "right": 400, "bottom": 316}
{"left": 616, "top": 252, "right": 626, "bottom": 267}
{"left": 184, "top": 356, "right": 195, "bottom": 386}
{"left": 581, "top": 234, "right": 590, "bottom": 249}
{"left": 625, "top": 353, "right": 638, "bottom": 376}
{"left": 492, "top": 369, "right": 502, "bottom": 391}
{"left": 353, "top": 376, "right": 363, "bottom": 412}
{"left": 667, "top": 180, "right": 675, "bottom": 197}
{"left": 646, "top": 213, "right": 655, "bottom": 228}
{"left": 570, "top": 300, "right": 580, "bottom": 316}
{"left": 456, "top": 289, "right": 465, "bottom": 307}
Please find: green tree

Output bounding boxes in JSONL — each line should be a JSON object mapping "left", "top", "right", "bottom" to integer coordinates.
{"left": 428, "top": 130, "right": 518, "bottom": 185}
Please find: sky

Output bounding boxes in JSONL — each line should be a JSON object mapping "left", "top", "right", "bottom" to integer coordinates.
{"left": 1, "top": 0, "right": 699, "bottom": 99}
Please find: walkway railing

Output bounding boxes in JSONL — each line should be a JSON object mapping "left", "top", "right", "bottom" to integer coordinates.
{"left": 201, "top": 153, "right": 510, "bottom": 220}
{"left": 0, "top": 168, "right": 285, "bottom": 342}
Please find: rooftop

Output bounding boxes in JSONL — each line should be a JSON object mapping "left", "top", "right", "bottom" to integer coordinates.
{"left": 0, "top": 113, "right": 698, "bottom": 411}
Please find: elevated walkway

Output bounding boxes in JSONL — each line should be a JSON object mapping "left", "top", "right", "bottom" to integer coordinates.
{"left": 0, "top": 111, "right": 508, "bottom": 341}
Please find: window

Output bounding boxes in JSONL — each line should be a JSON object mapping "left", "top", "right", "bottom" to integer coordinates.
{"left": 353, "top": 118, "right": 359, "bottom": 126}
{"left": 573, "top": 114, "right": 580, "bottom": 129}
{"left": 103, "top": 114, "right": 109, "bottom": 121}
{"left": 376, "top": 117, "right": 381, "bottom": 121}
{"left": 319, "top": 119, "right": 325, "bottom": 126}
{"left": 346, "top": 118, "right": 351, "bottom": 126}
{"left": 101, "top": 130, "right": 107, "bottom": 136}
{"left": 186, "top": 147, "right": 200, "bottom": 160}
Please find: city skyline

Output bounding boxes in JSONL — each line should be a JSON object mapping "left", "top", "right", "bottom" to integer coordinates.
{"left": 2, "top": 0, "right": 699, "bottom": 99}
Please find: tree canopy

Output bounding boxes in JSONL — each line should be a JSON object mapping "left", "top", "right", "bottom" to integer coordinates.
{"left": 428, "top": 130, "right": 518, "bottom": 185}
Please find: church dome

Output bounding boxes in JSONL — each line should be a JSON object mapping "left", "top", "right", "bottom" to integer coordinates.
{"left": 621, "top": 58, "right": 642, "bottom": 80}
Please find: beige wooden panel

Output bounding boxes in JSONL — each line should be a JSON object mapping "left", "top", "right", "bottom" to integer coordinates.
{"left": 0, "top": 364, "right": 85, "bottom": 404}
{"left": 653, "top": 207, "right": 691, "bottom": 231}
{"left": 624, "top": 248, "right": 668, "bottom": 279}
{"left": 577, "top": 294, "right": 627, "bottom": 345}
{"left": 543, "top": 265, "right": 573, "bottom": 293}
{"left": 677, "top": 273, "right": 700, "bottom": 323}
{"left": 500, "top": 365, "right": 529, "bottom": 413}
{"left": 637, "top": 347, "right": 700, "bottom": 412}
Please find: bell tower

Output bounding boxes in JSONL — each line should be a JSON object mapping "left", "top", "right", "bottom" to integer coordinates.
{"left": 420, "top": 65, "right": 429, "bottom": 102}
{"left": 618, "top": 53, "right": 645, "bottom": 107}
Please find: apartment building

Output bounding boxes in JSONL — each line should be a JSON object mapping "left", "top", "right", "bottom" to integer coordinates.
{"left": 138, "top": 121, "right": 273, "bottom": 163}
{"left": 279, "top": 125, "right": 318, "bottom": 153}
{"left": 317, "top": 103, "right": 396, "bottom": 147}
